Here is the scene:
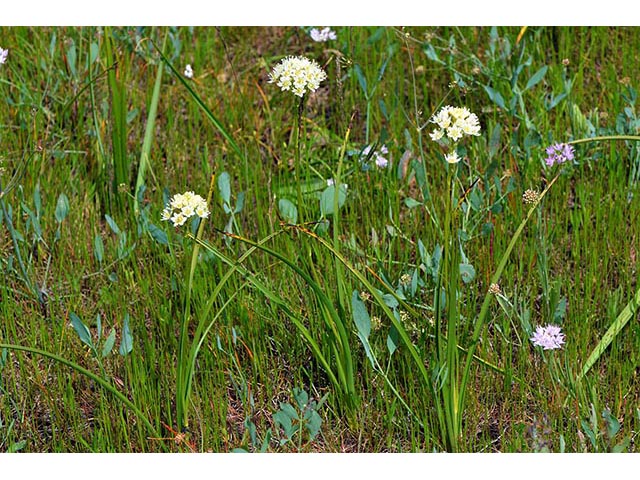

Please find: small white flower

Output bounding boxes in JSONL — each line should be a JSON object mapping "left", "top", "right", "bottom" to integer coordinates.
{"left": 447, "top": 125, "right": 463, "bottom": 141}
{"left": 310, "top": 27, "right": 337, "bottom": 42}
{"left": 269, "top": 55, "right": 327, "bottom": 97}
{"left": 184, "top": 64, "right": 193, "bottom": 79}
{"left": 444, "top": 151, "right": 461, "bottom": 164}
{"left": 430, "top": 129, "right": 444, "bottom": 141}
{"left": 0, "top": 48, "right": 8, "bottom": 65}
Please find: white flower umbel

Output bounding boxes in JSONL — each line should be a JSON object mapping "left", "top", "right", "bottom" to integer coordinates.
{"left": 161, "top": 191, "right": 210, "bottom": 227}
{"left": 430, "top": 105, "right": 481, "bottom": 143}
{"left": 269, "top": 55, "right": 327, "bottom": 97}
{"left": 184, "top": 64, "right": 194, "bottom": 79}
{"left": 0, "top": 48, "right": 8, "bottom": 65}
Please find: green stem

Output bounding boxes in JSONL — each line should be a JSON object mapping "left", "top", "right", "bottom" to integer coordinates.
{"left": 294, "top": 96, "right": 305, "bottom": 220}
{"left": 177, "top": 173, "right": 216, "bottom": 430}
{"left": 569, "top": 135, "right": 640, "bottom": 145}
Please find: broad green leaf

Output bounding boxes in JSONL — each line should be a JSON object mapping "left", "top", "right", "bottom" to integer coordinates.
{"left": 70, "top": 312, "right": 93, "bottom": 348}
{"left": 234, "top": 191, "right": 245, "bottom": 214}
{"left": 305, "top": 409, "right": 322, "bottom": 440}
{"left": 404, "top": 197, "right": 423, "bottom": 209}
{"left": 279, "top": 402, "right": 299, "bottom": 421}
{"left": 459, "top": 263, "right": 476, "bottom": 284}
{"left": 483, "top": 85, "right": 507, "bottom": 110}
{"left": 293, "top": 388, "right": 308, "bottom": 411}
{"left": 545, "top": 92, "right": 567, "bottom": 111}
{"left": 102, "top": 329, "right": 117, "bottom": 358}
{"left": 118, "top": 313, "right": 133, "bottom": 356}
{"left": 105, "top": 214, "right": 121, "bottom": 235}
{"left": 602, "top": 409, "right": 621, "bottom": 439}
{"left": 424, "top": 44, "right": 445, "bottom": 65}
{"left": 387, "top": 324, "right": 400, "bottom": 356}
{"left": 55, "top": 193, "right": 70, "bottom": 223}
{"left": 66, "top": 41, "right": 77, "bottom": 78}
{"left": 351, "top": 290, "right": 371, "bottom": 340}
{"left": 94, "top": 234, "right": 104, "bottom": 263}
{"left": 278, "top": 198, "right": 298, "bottom": 224}
{"left": 351, "top": 290, "right": 375, "bottom": 367}
{"left": 89, "top": 42, "right": 99, "bottom": 64}
{"left": 96, "top": 313, "right": 102, "bottom": 339}
{"left": 218, "top": 171, "right": 231, "bottom": 205}
{"left": 147, "top": 223, "right": 168, "bottom": 246}
{"left": 273, "top": 410, "right": 294, "bottom": 439}
{"left": 320, "top": 185, "right": 347, "bottom": 217}
{"left": 382, "top": 294, "right": 399, "bottom": 309}
{"left": 354, "top": 64, "right": 368, "bottom": 95}
{"left": 524, "top": 65, "right": 548, "bottom": 92}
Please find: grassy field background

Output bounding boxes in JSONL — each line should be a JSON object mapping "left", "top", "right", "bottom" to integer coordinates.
{"left": 1, "top": 26, "right": 640, "bottom": 452}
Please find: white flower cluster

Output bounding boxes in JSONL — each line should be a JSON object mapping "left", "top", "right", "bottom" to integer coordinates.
{"left": 269, "top": 55, "right": 327, "bottom": 97}
{"left": 0, "top": 48, "right": 8, "bottom": 65}
{"left": 161, "top": 191, "right": 210, "bottom": 227}
{"left": 310, "top": 27, "right": 337, "bottom": 42}
{"left": 184, "top": 64, "right": 194, "bottom": 79}
{"left": 429, "top": 106, "right": 481, "bottom": 143}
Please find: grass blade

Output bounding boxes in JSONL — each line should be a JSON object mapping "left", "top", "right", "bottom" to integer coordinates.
{"left": 578, "top": 286, "right": 640, "bottom": 381}
{"left": 134, "top": 29, "right": 168, "bottom": 215}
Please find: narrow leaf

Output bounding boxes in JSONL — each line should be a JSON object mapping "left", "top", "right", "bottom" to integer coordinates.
{"left": 70, "top": 312, "right": 93, "bottom": 348}
{"left": 94, "top": 233, "right": 104, "bottom": 263}
{"left": 218, "top": 171, "right": 231, "bottom": 205}
{"left": 524, "top": 65, "right": 548, "bottom": 91}
{"left": 483, "top": 85, "right": 507, "bottom": 110}
{"left": 119, "top": 313, "right": 133, "bottom": 356}
{"left": 579, "top": 286, "right": 640, "bottom": 380}
{"left": 55, "top": 193, "right": 70, "bottom": 223}
{"left": 105, "top": 214, "right": 121, "bottom": 235}
{"left": 102, "top": 329, "right": 117, "bottom": 358}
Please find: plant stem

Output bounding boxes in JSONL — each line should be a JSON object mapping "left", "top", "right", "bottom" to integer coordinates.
{"left": 294, "top": 96, "right": 305, "bottom": 220}
{"left": 176, "top": 173, "right": 216, "bottom": 430}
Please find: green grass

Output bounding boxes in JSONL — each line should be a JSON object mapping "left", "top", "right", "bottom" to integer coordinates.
{"left": 1, "top": 26, "right": 640, "bottom": 452}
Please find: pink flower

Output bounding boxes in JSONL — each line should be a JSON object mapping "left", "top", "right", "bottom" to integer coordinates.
{"left": 530, "top": 324, "right": 565, "bottom": 350}
{"left": 544, "top": 143, "right": 574, "bottom": 167}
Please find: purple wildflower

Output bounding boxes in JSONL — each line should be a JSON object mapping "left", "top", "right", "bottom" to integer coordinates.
{"left": 310, "top": 27, "right": 337, "bottom": 42}
{"left": 362, "top": 144, "right": 390, "bottom": 169}
{"left": 544, "top": 143, "right": 575, "bottom": 167}
{"left": 0, "top": 48, "right": 8, "bottom": 65}
{"left": 530, "top": 324, "right": 565, "bottom": 350}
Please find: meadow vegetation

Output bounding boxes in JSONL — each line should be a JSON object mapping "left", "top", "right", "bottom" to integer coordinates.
{"left": 1, "top": 26, "right": 640, "bottom": 452}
